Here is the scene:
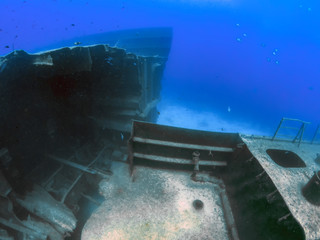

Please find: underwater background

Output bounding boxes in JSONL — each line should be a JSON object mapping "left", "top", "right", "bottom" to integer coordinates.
{"left": 1, "top": 0, "right": 319, "bottom": 139}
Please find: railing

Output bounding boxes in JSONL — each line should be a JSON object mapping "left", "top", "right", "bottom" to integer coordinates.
{"left": 311, "top": 124, "right": 320, "bottom": 144}
{"left": 272, "top": 118, "right": 311, "bottom": 147}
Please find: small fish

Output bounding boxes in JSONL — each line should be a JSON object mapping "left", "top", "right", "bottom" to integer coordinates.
{"left": 74, "top": 41, "right": 81, "bottom": 45}
{"left": 227, "top": 106, "right": 231, "bottom": 112}
{"left": 157, "top": 111, "right": 160, "bottom": 115}
{"left": 71, "top": 23, "right": 75, "bottom": 27}
{"left": 120, "top": 133, "right": 124, "bottom": 141}
{"left": 4, "top": 45, "right": 9, "bottom": 48}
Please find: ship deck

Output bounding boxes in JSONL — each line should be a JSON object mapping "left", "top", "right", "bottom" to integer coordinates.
{"left": 82, "top": 161, "right": 231, "bottom": 240}
{"left": 241, "top": 135, "right": 320, "bottom": 240}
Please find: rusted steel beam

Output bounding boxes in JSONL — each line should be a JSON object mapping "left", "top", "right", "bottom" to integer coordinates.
{"left": 255, "top": 170, "right": 266, "bottom": 179}
{"left": 47, "top": 155, "right": 97, "bottom": 174}
{"left": 60, "top": 174, "right": 83, "bottom": 203}
{"left": 277, "top": 213, "right": 291, "bottom": 223}
{"left": 81, "top": 193, "right": 101, "bottom": 206}
{"left": 266, "top": 189, "right": 278, "bottom": 204}
{"left": 220, "top": 187, "right": 240, "bottom": 240}
{"left": 132, "top": 137, "right": 234, "bottom": 152}
{"left": 133, "top": 152, "right": 227, "bottom": 166}
{"left": 42, "top": 164, "right": 63, "bottom": 188}
{"left": 53, "top": 146, "right": 109, "bottom": 203}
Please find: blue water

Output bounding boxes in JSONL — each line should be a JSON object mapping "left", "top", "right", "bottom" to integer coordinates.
{"left": 1, "top": 0, "right": 319, "bottom": 139}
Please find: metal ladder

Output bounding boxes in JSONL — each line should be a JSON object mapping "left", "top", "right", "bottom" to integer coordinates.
{"left": 272, "top": 118, "right": 310, "bottom": 147}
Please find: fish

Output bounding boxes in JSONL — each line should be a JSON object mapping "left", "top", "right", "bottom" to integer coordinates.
{"left": 74, "top": 41, "right": 81, "bottom": 45}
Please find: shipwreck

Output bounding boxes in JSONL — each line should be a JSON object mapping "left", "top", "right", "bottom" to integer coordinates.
{"left": 0, "top": 27, "right": 319, "bottom": 240}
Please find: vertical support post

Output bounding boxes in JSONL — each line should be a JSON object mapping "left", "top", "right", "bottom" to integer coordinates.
{"left": 298, "top": 123, "right": 306, "bottom": 147}
{"left": 312, "top": 124, "right": 320, "bottom": 144}
{"left": 293, "top": 123, "right": 303, "bottom": 143}
{"left": 272, "top": 118, "right": 284, "bottom": 141}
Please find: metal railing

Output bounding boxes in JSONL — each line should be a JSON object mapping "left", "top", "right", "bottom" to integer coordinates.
{"left": 272, "top": 118, "right": 311, "bottom": 147}
{"left": 311, "top": 124, "right": 320, "bottom": 144}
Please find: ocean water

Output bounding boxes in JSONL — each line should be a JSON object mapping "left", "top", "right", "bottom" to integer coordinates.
{"left": 1, "top": 0, "right": 319, "bottom": 139}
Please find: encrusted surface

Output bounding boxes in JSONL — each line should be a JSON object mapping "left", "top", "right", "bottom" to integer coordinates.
{"left": 241, "top": 136, "right": 320, "bottom": 240}
{"left": 82, "top": 162, "right": 229, "bottom": 240}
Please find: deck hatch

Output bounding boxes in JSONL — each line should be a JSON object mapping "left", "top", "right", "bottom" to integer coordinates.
{"left": 266, "top": 149, "right": 306, "bottom": 168}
